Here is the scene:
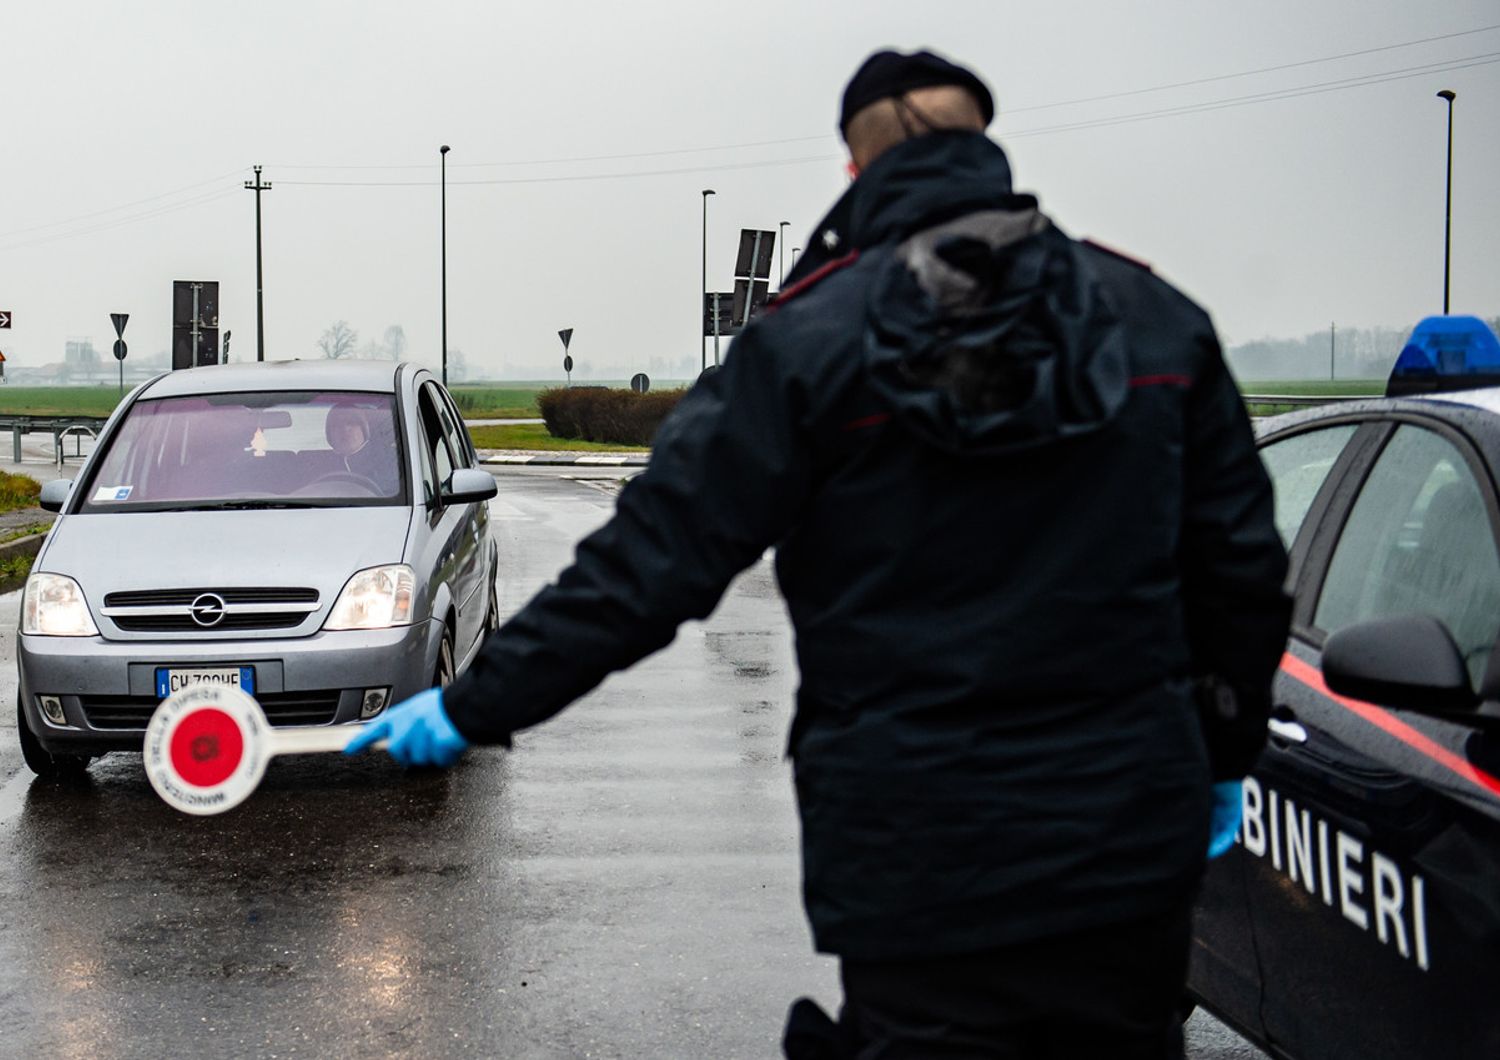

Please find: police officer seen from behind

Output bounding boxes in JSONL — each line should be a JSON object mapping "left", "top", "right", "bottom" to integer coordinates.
{"left": 349, "top": 48, "right": 1291, "bottom": 1059}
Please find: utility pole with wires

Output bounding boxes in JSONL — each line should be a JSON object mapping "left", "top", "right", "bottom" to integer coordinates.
{"left": 1330, "top": 322, "right": 1336, "bottom": 380}
{"left": 244, "top": 165, "right": 272, "bottom": 361}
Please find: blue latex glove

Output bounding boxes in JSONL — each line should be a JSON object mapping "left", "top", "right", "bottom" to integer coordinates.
{"left": 345, "top": 687, "right": 469, "bottom": 768}
{"left": 1207, "top": 780, "right": 1244, "bottom": 859}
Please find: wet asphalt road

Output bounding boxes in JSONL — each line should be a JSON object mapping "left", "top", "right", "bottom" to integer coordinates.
{"left": 0, "top": 467, "right": 1264, "bottom": 1058}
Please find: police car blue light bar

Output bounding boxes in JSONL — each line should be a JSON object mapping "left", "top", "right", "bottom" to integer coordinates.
{"left": 1387, "top": 315, "right": 1500, "bottom": 397}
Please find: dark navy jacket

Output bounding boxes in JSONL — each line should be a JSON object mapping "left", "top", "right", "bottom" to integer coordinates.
{"left": 444, "top": 132, "right": 1291, "bottom": 959}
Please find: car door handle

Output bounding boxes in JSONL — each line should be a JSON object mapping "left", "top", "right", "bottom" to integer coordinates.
{"left": 1268, "top": 716, "right": 1309, "bottom": 744}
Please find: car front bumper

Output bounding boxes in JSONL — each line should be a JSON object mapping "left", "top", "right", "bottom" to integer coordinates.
{"left": 17, "top": 621, "right": 440, "bottom": 755}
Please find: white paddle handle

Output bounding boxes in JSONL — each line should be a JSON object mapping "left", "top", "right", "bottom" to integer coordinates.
{"left": 268, "top": 726, "right": 388, "bottom": 756}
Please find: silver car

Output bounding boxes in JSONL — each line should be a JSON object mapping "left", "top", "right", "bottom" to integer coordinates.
{"left": 16, "top": 359, "right": 499, "bottom": 778}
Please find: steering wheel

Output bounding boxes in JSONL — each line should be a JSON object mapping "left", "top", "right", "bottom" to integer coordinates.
{"left": 300, "top": 471, "right": 382, "bottom": 495}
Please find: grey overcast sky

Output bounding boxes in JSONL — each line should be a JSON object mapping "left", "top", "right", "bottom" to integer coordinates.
{"left": 2, "top": 0, "right": 1497, "bottom": 380}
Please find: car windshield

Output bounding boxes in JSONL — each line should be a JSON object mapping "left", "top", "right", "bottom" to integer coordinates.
{"left": 78, "top": 390, "right": 405, "bottom": 512}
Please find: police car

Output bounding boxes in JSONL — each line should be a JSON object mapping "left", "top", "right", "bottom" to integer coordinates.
{"left": 1189, "top": 315, "right": 1500, "bottom": 1059}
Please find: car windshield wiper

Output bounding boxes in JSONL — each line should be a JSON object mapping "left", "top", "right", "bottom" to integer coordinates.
{"left": 171, "top": 500, "right": 327, "bottom": 511}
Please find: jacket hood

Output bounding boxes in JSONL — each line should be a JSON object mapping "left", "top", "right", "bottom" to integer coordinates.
{"left": 802, "top": 132, "right": 1129, "bottom": 455}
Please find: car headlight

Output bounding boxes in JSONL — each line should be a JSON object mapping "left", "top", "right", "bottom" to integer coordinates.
{"left": 324, "top": 565, "right": 416, "bottom": 630}
{"left": 22, "top": 572, "right": 100, "bottom": 637}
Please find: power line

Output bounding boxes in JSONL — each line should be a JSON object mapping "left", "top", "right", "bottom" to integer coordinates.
{"left": 272, "top": 134, "right": 835, "bottom": 171}
{"left": 1003, "top": 52, "right": 1500, "bottom": 138}
{"left": 0, "top": 169, "right": 246, "bottom": 240}
{"left": 265, "top": 23, "right": 1500, "bottom": 172}
{"left": 277, "top": 153, "right": 840, "bottom": 188}
{"left": 1005, "top": 22, "right": 1500, "bottom": 113}
{"left": 0, "top": 188, "right": 240, "bottom": 252}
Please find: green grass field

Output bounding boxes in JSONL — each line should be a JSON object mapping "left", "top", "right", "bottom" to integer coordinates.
{"left": 0, "top": 387, "right": 127, "bottom": 417}
{"left": 467, "top": 423, "right": 649, "bottom": 452}
{"left": 1237, "top": 379, "right": 1384, "bottom": 396}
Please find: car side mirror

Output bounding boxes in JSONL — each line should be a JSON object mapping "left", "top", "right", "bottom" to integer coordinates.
{"left": 1323, "top": 614, "right": 1477, "bottom": 714}
{"left": 440, "top": 467, "right": 497, "bottom": 506}
{"left": 38, "top": 478, "right": 72, "bottom": 513}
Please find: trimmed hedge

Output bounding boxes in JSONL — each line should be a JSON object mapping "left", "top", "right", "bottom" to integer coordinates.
{"left": 537, "top": 387, "right": 686, "bottom": 447}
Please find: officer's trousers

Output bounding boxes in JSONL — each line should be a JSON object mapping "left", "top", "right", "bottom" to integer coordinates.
{"left": 789, "top": 904, "right": 1193, "bottom": 1060}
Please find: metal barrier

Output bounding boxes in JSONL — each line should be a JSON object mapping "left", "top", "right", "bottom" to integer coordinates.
{"left": 55, "top": 425, "right": 98, "bottom": 470}
{"left": 0, "top": 416, "right": 109, "bottom": 464}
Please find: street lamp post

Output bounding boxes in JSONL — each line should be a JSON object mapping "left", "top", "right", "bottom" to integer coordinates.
{"left": 778, "top": 220, "right": 790, "bottom": 287}
{"left": 1437, "top": 90, "right": 1456, "bottom": 315}
{"left": 701, "top": 189, "right": 715, "bottom": 373}
{"left": 791, "top": 247, "right": 802, "bottom": 268}
{"left": 440, "top": 145, "right": 450, "bottom": 384}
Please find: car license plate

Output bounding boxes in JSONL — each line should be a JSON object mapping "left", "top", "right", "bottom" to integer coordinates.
{"left": 155, "top": 666, "right": 255, "bottom": 699}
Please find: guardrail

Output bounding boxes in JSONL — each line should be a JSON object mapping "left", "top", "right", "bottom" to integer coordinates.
{"left": 1240, "top": 394, "right": 1373, "bottom": 407}
{"left": 0, "top": 415, "right": 110, "bottom": 464}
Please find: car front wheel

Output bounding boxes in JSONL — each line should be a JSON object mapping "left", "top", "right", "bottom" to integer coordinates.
{"left": 17, "top": 695, "right": 91, "bottom": 781}
{"left": 433, "top": 630, "right": 455, "bottom": 689}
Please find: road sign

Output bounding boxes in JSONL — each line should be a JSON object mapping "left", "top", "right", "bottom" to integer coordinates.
{"left": 563, "top": 354, "right": 574, "bottom": 374}
{"left": 112, "top": 340, "right": 128, "bottom": 361}
{"left": 735, "top": 230, "right": 776, "bottom": 280}
{"left": 732, "top": 278, "right": 771, "bottom": 328}
{"left": 173, "top": 281, "right": 220, "bottom": 369}
{"left": 631, "top": 373, "right": 650, "bottom": 394}
{"left": 0, "top": 311, "right": 11, "bottom": 329}
{"left": 110, "top": 312, "right": 129, "bottom": 338}
{"left": 559, "top": 328, "right": 573, "bottom": 351}
{"left": 703, "top": 292, "right": 739, "bottom": 337}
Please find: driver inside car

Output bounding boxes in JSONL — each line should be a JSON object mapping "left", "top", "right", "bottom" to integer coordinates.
{"left": 324, "top": 405, "right": 399, "bottom": 494}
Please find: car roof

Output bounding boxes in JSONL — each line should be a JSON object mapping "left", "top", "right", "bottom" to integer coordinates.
{"left": 138, "top": 359, "right": 406, "bottom": 399}
{"left": 1256, "top": 385, "right": 1500, "bottom": 438}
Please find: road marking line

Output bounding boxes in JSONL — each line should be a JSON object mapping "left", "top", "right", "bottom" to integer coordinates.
{"left": 0, "top": 768, "right": 33, "bottom": 829}
{"left": 575, "top": 456, "right": 628, "bottom": 465}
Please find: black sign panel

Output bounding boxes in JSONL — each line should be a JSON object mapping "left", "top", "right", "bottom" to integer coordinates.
{"left": 558, "top": 328, "right": 573, "bottom": 351}
{"left": 110, "top": 313, "right": 129, "bottom": 338}
{"left": 734, "top": 229, "right": 776, "bottom": 280}
{"left": 112, "top": 339, "right": 128, "bottom": 361}
{"left": 0, "top": 311, "right": 11, "bottom": 329}
{"left": 703, "top": 292, "right": 739, "bottom": 336}
{"left": 172, "top": 281, "right": 221, "bottom": 369}
{"left": 631, "top": 373, "right": 650, "bottom": 394}
{"left": 732, "top": 279, "right": 770, "bottom": 327}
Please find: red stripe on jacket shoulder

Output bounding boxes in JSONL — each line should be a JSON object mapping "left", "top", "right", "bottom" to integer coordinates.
{"left": 766, "top": 251, "right": 861, "bottom": 312}
{"left": 1129, "top": 374, "right": 1193, "bottom": 388}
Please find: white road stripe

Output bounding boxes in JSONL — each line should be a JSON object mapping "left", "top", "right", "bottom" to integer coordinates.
{"left": 0, "top": 768, "right": 33, "bottom": 829}
{"left": 574, "top": 456, "right": 628, "bottom": 465}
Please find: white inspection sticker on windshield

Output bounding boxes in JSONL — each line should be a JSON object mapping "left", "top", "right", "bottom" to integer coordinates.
{"left": 92, "top": 485, "right": 133, "bottom": 502}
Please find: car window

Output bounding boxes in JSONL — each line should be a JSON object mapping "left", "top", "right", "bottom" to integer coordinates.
{"left": 417, "top": 386, "right": 455, "bottom": 493}
{"left": 1314, "top": 425, "right": 1500, "bottom": 686}
{"left": 428, "top": 383, "right": 473, "bottom": 471}
{"left": 1260, "top": 425, "right": 1359, "bottom": 549}
{"left": 79, "top": 391, "right": 404, "bottom": 510}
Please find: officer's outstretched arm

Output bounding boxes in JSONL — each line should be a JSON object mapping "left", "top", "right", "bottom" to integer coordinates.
{"left": 442, "top": 329, "right": 811, "bottom": 745}
{"left": 1179, "top": 333, "right": 1293, "bottom": 780}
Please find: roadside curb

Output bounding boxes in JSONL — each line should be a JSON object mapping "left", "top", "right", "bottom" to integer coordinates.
{"left": 481, "top": 451, "right": 649, "bottom": 467}
{"left": 0, "top": 532, "right": 46, "bottom": 594}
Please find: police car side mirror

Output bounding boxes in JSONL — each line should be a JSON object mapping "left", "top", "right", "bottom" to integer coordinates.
{"left": 38, "top": 478, "right": 72, "bottom": 513}
{"left": 1323, "top": 615, "right": 1477, "bottom": 715}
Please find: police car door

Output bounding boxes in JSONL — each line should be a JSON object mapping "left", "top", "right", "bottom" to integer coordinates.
{"left": 1190, "top": 420, "right": 1364, "bottom": 1038}
{"left": 1246, "top": 416, "right": 1500, "bottom": 1060}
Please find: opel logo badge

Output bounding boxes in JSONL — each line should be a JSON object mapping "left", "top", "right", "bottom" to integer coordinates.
{"left": 190, "top": 593, "right": 227, "bottom": 627}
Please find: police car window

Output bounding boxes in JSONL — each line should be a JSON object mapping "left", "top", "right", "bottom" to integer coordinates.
{"left": 1315, "top": 425, "right": 1500, "bottom": 687}
{"left": 1260, "top": 425, "right": 1358, "bottom": 549}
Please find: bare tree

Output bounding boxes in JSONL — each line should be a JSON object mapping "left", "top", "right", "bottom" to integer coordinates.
{"left": 382, "top": 324, "right": 407, "bottom": 362}
{"left": 317, "top": 321, "right": 359, "bottom": 360}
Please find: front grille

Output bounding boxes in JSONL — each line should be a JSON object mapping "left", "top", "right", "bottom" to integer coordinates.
{"left": 81, "top": 691, "right": 341, "bottom": 730}
{"left": 103, "top": 587, "right": 319, "bottom": 607}
{"left": 101, "top": 587, "right": 320, "bottom": 633}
